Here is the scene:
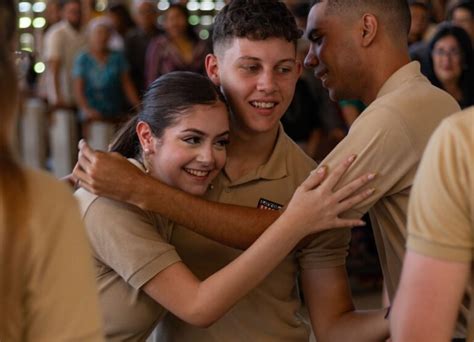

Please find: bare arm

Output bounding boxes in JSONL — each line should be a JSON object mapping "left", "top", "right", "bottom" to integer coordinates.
{"left": 49, "top": 59, "right": 65, "bottom": 107}
{"left": 142, "top": 160, "right": 373, "bottom": 327}
{"left": 74, "top": 142, "right": 374, "bottom": 249}
{"left": 74, "top": 148, "right": 280, "bottom": 249}
{"left": 73, "top": 78, "right": 102, "bottom": 120}
{"left": 301, "top": 266, "right": 389, "bottom": 342}
{"left": 391, "top": 251, "right": 469, "bottom": 342}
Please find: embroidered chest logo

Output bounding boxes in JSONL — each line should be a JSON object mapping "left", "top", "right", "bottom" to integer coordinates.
{"left": 257, "top": 198, "right": 283, "bottom": 211}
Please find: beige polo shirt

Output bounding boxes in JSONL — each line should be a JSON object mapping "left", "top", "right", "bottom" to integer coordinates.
{"left": 76, "top": 161, "right": 181, "bottom": 342}
{"left": 407, "top": 108, "right": 473, "bottom": 338}
{"left": 43, "top": 21, "right": 86, "bottom": 106}
{"left": 319, "top": 62, "right": 460, "bottom": 301}
{"left": 155, "top": 126, "right": 351, "bottom": 342}
{"left": 5, "top": 169, "right": 104, "bottom": 341}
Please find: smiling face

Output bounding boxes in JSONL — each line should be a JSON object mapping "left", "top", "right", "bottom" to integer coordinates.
{"left": 208, "top": 37, "right": 301, "bottom": 135}
{"left": 432, "top": 35, "right": 463, "bottom": 85}
{"left": 145, "top": 102, "right": 229, "bottom": 196}
{"left": 304, "top": 2, "right": 363, "bottom": 101}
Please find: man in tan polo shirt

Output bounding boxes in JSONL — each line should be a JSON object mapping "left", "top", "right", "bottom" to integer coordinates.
{"left": 303, "top": 0, "right": 463, "bottom": 336}
{"left": 391, "top": 107, "right": 474, "bottom": 341}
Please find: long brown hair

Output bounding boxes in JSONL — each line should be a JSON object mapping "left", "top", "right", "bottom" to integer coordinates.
{"left": 0, "top": 0, "right": 29, "bottom": 337}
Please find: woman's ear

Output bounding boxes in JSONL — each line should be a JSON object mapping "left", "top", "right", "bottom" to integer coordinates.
{"left": 136, "top": 121, "right": 157, "bottom": 155}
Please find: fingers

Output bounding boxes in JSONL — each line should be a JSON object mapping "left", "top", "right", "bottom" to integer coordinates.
{"left": 301, "top": 166, "right": 327, "bottom": 191}
{"left": 333, "top": 172, "right": 376, "bottom": 203}
{"left": 336, "top": 187, "right": 375, "bottom": 213}
{"left": 331, "top": 217, "right": 366, "bottom": 229}
{"left": 320, "top": 154, "right": 357, "bottom": 191}
{"left": 72, "top": 163, "right": 94, "bottom": 189}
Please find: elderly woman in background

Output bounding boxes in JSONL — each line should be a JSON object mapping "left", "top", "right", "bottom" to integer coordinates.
{"left": 73, "top": 17, "right": 140, "bottom": 151}
{"left": 423, "top": 22, "right": 474, "bottom": 108}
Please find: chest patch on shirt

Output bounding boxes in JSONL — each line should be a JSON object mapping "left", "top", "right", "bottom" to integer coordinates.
{"left": 257, "top": 198, "right": 283, "bottom": 211}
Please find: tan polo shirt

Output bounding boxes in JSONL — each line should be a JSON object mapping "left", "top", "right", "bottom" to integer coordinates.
{"left": 154, "top": 126, "right": 351, "bottom": 342}
{"left": 407, "top": 108, "right": 474, "bottom": 338}
{"left": 75, "top": 160, "right": 181, "bottom": 342}
{"left": 318, "top": 62, "right": 460, "bottom": 302}
{"left": 5, "top": 169, "right": 104, "bottom": 341}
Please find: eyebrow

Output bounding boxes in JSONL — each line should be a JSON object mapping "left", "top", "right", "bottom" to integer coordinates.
{"left": 237, "top": 56, "right": 297, "bottom": 64}
{"left": 181, "top": 128, "right": 230, "bottom": 137}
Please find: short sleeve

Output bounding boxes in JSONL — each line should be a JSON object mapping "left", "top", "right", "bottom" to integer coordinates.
{"left": 297, "top": 228, "right": 351, "bottom": 269}
{"left": 83, "top": 197, "right": 181, "bottom": 289}
{"left": 407, "top": 114, "right": 473, "bottom": 262}
{"left": 318, "top": 105, "right": 418, "bottom": 219}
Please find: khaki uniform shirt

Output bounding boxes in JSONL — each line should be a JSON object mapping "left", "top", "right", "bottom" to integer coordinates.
{"left": 4, "top": 169, "right": 104, "bottom": 341}
{"left": 76, "top": 161, "right": 181, "bottom": 342}
{"left": 319, "top": 62, "right": 460, "bottom": 302}
{"left": 407, "top": 108, "right": 474, "bottom": 338}
{"left": 155, "top": 126, "right": 351, "bottom": 342}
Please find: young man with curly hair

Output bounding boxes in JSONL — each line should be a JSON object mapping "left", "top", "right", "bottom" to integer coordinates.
{"left": 75, "top": 1, "right": 389, "bottom": 340}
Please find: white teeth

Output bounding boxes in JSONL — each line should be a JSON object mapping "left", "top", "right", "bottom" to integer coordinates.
{"left": 251, "top": 101, "right": 276, "bottom": 109}
{"left": 185, "top": 168, "right": 210, "bottom": 177}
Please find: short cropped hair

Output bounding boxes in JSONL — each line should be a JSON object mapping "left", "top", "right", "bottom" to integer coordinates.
{"left": 212, "top": 0, "right": 302, "bottom": 54}
{"left": 310, "top": 0, "right": 411, "bottom": 39}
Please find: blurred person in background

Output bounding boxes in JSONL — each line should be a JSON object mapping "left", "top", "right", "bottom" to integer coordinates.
{"left": 449, "top": 0, "right": 474, "bottom": 44}
{"left": 107, "top": 2, "right": 137, "bottom": 51}
{"left": 0, "top": 0, "right": 104, "bottom": 340}
{"left": 423, "top": 22, "right": 474, "bottom": 108}
{"left": 73, "top": 17, "right": 140, "bottom": 151}
{"left": 43, "top": 0, "right": 85, "bottom": 109}
{"left": 125, "top": 0, "right": 164, "bottom": 96}
{"left": 408, "top": 0, "right": 431, "bottom": 46}
{"left": 145, "top": 4, "right": 210, "bottom": 86}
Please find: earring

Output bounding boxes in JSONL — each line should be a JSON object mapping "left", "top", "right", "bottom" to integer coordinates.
{"left": 142, "top": 148, "right": 153, "bottom": 174}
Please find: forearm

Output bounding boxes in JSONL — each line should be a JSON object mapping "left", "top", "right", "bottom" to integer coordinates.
{"left": 133, "top": 175, "right": 279, "bottom": 249}
{"left": 74, "top": 79, "right": 91, "bottom": 111}
{"left": 50, "top": 61, "right": 63, "bottom": 104}
{"left": 190, "top": 213, "right": 305, "bottom": 325}
{"left": 318, "top": 309, "right": 389, "bottom": 342}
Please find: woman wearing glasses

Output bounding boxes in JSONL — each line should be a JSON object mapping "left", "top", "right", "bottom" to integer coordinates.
{"left": 424, "top": 22, "right": 474, "bottom": 108}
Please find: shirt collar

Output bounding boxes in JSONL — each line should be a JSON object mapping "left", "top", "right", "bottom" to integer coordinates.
{"left": 224, "top": 123, "right": 289, "bottom": 186}
{"left": 376, "top": 61, "right": 422, "bottom": 99}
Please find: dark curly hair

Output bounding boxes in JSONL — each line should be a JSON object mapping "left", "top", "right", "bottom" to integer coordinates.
{"left": 212, "top": 0, "right": 302, "bottom": 54}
